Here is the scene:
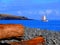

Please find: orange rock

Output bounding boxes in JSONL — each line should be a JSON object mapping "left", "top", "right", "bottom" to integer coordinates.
{"left": 9, "top": 36, "right": 45, "bottom": 45}
{"left": 0, "top": 24, "right": 24, "bottom": 39}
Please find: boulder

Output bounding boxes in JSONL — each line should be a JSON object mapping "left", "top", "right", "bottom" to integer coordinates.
{"left": 0, "top": 24, "right": 24, "bottom": 39}
{"left": 9, "top": 36, "right": 45, "bottom": 45}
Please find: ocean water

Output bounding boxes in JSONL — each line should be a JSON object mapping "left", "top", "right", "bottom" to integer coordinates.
{"left": 0, "top": 20, "right": 60, "bottom": 31}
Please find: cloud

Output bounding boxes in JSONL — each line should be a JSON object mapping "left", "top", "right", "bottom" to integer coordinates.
{"left": 39, "top": 10, "right": 45, "bottom": 15}
{"left": 17, "top": 10, "right": 53, "bottom": 15}
{"left": 45, "top": 9, "right": 52, "bottom": 14}
{"left": 38, "top": 9, "right": 54, "bottom": 15}
{"left": 17, "top": 11, "right": 22, "bottom": 15}
{"left": 17, "top": 10, "right": 60, "bottom": 16}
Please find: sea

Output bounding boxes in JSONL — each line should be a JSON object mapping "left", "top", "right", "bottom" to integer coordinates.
{"left": 0, "top": 20, "right": 60, "bottom": 31}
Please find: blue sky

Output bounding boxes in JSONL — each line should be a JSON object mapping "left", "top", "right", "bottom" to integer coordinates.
{"left": 0, "top": 0, "right": 60, "bottom": 20}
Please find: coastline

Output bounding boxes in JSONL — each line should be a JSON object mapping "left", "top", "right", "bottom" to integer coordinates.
{"left": 0, "top": 27, "right": 60, "bottom": 45}
{"left": 23, "top": 27, "right": 60, "bottom": 45}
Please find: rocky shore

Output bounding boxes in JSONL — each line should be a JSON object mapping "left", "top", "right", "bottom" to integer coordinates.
{"left": 0, "top": 27, "right": 60, "bottom": 45}
{"left": 23, "top": 27, "right": 60, "bottom": 45}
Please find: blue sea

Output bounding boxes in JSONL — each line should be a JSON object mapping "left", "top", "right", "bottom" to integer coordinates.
{"left": 0, "top": 20, "right": 60, "bottom": 31}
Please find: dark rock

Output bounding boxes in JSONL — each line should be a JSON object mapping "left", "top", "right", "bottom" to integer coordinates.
{"left": 0, "top": 43, "right": 10, "bottom": 45}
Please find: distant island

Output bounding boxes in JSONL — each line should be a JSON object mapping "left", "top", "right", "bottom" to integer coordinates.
{"left": 0, "top": 14, "right": 31, "bottom": 20}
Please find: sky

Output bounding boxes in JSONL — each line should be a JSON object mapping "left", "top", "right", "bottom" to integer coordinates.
{"left": 0, "top": 0, "right": 60, "bottom": 20}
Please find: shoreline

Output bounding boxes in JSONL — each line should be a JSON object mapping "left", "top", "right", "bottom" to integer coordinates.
{"left": 0, "top": 27, "right": 60, "bottom": 45}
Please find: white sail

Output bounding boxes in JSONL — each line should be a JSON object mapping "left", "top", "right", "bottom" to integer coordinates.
{"left": 43, "top": 15, "right": 46, "bottom": 20}
{"left": 42, "top": 15, "right": 48, "bottom": 22}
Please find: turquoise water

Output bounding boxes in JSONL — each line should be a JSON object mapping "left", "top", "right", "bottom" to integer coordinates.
{"left": 0, "top": 20, "right": 60, "bottom": 31}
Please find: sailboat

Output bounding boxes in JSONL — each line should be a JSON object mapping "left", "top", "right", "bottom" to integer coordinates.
{"left": 42, "top": 15, "right": 48, "bottom": 22}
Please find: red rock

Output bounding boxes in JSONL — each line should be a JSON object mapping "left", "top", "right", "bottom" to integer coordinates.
{"left": 9, "top": 36, "right": 45, "bottom": 45}
{"left": 0, "top": 24, "right": 24, "bottom": 39}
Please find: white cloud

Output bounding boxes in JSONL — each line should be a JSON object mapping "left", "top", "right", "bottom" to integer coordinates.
{"left": 38, "top": 9, "right": 53, "bottom": 15}
{"left": 39, "top": 10, "right": 45, "bottom": 15}
{"left": 45, "top": 9, "right": 52, "bottom": 15}
{"left": 23, "top": 10, "right": 33, "bottom": 14}
{"left": 17, "top": 11, "right": 22, "bottom": 15}
{"left": 17, "top": 10, "right": 60, "bottom": 16}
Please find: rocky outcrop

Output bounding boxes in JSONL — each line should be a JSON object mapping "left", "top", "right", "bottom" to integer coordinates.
{"left": 0, "top": 14, "right": 30, "bottom": 20}
{"left": 9, "top": 36, "right": 45, "bottom": 45}
{"left": 0, "top": 24, "right": 24, "bottom": 39}
{"left": 0, "top": 27, "right": 60, "bottom": 45}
